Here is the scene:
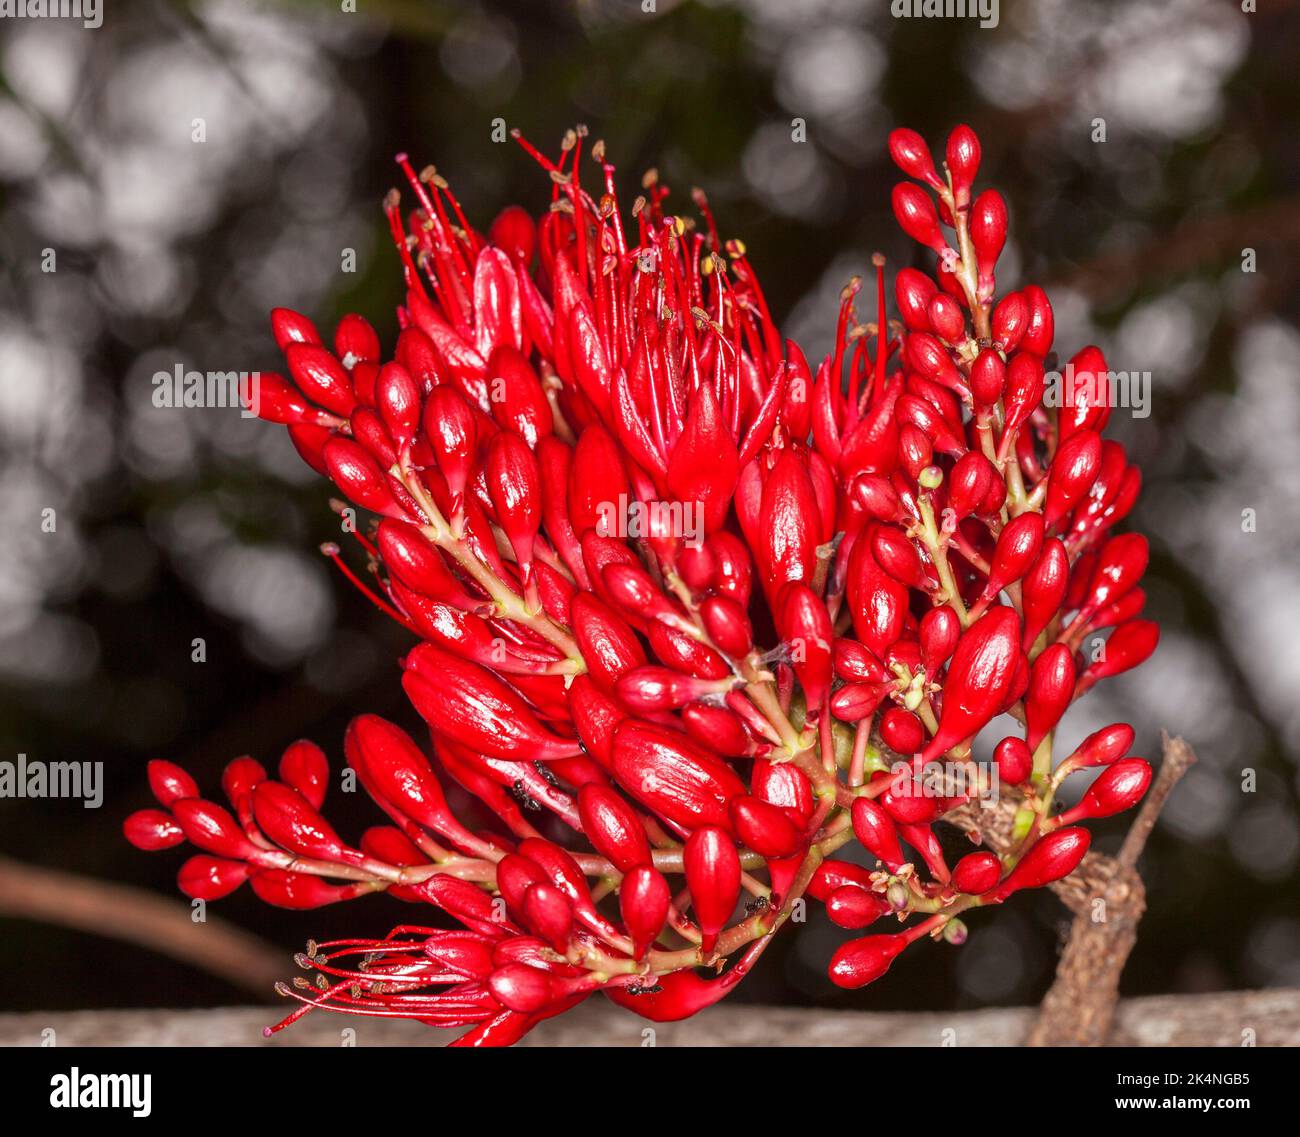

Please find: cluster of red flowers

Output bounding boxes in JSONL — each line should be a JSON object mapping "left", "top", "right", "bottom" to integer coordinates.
{"left": 126, "top": 123, "right": 1157, "bottom": 1046}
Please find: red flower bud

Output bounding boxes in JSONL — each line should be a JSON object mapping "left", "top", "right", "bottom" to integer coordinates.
{"left": 147, "top": 759, "right": 198, "bottom": 807}
{"left": 323, "top": 437, "right": 403, "bottom": 517}
{"left": 620, "top": 864, "right": 671, "bottom": 959}
{"left": 1024, "top": 643, "right": 1075, "bottom": 751}
{"left": 951, "top": 851, "right": 1002, "bottom": 895}
{"left": 729, "top": 795, "right": 803, "bottom": 858}
{"left": 490, "top": 204, "right": 536, "bottom": 265}
{"left": 278, "top": 740, "right": 329, "bottom": 811}
{"left": 1079, "top": 619, "right": 1160, "bottom": 691}
{"left": 1066, "top": 722, "right": 1136, "bottom": 769}
{"left": 922, "top": 605, "right": 1021, "bottom": 761}
{"left": 1000, "top": 352, "right": 1044, "bottom": 458}
{"left": 335, "top": 312, "right": 380, "bottom": 365}
{"left": 423, "top": 387, "right": 478, "bottom": 504}
{"left": 577, "top": 784, "right": 653, "bottom": 872}
{"left": 1021, "top": 285, "right": 1055, "bottom": 356}
{"left": 895, "top": 268, "right": 939, "bottom": 331}
{"left": 178, "top": 855, "right": 250, "bottom": 900}
{"left": 700, "top": 595, "right": 754, "bottom": 659}
{"left": 945, "top": 124, "right": 981, "bottom": 205}
{"left": 907, "top": 332, "right": 965, "bottom": 391}
{"left": 570, "top": 591, "right": 647, "bottom": 692}
{"left": 880, "top": 707, "right": 926, "bottom": 754}
{"left": 826, "top": 885, "right": 889, "bottom": 929}
{"left": 684, "top": 826, "right": 741, "bottom": 955}
{"left": 830, "top": 680, "right": 889, "bottom": 723}
{"left": 123, "top": 809, "right": 184, "bottom": 851}
{"left": 994, "top": 735, "right": 1033, "bottom": 786}
{"left": 251, "top": 870, "right": 370, "bottom": 909}
{"left": 927, "top": 294, "right": 965, "bottom": 343}
{"left": 969, "top": 348, "right": 1007, "bottom": 408}
{"left": 253, "top": 781, "right": 354, "bottom": 863}
{"left": 980, "top": 512, "right": 1044, "bottom": 602}
{"left": 888, "top": 127, "right": 944, "bottom": 188}
{"left": 851, "top": 796, "right": 906, "bottom": 870}
{"left": 403, "top": 643, "right": 582, "bottom": 760}
{"left": 1021, "top": 537, "right": 1069, "bottom": 649}
{"left": 611, "top": 721, "right": 745, "bottom": 834}
{"left": 486, "top": 432, "right": 542, "bottom": 578}
{"left": 992, "top": 291, "right": 1029, "bottom": 353}
{"left": 1060, "top": 758, "right": 1152, "bottom": 823}
{"left": 521, "top": 882, "right": 575, "bottom": 953}
{"left": 891, "top": 183, "right": 946, "bottom": 254}
{"left": 1044, "top": 429, "right": 1103, "bottom": 530}
{"left": 987, "top": 827, "right": 1090, "bottom": 902}
{"left": 271, "top": 307, "right": 321, "bottom": 350}
{"left": 776, "top": 581, "right": 834, "bottom": 715}
{"left": 920, "top": 604, "right": 961, "bottom": 673}
{"left": 970, "top": 189, "right": 1007, "bottom": 279}
{"left": 172, "top": 799, "right": 259, "bottom": 860}
{"left": 285, "top": 342, "right": 358, "bottom": 417}
{"left": 828, "top": 931, "right": 908, "bottom": 989}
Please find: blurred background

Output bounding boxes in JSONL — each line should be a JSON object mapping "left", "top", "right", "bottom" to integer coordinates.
{"left": 2, "top": 0, "right": 1298, "bottom": 1020}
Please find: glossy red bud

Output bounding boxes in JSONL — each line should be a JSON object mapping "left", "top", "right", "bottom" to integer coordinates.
{"left": 947, "top": 451, "right": 996, "bottom": 520}
{"left": 895, "top": 268, "right": 939, "bottom": 331}
{"left": 880, "top": 707, "right": 926, "bottom": 755}
{"left": 1066, "top": 723, "right": 1136, "bottom": 769}
{"left": 1000, "top": 352, "right": 1045, "bottom": 456}
{"left": 969, "top": 348, "right": 1007, "bottom": 408}
{"left": 994, "top": 735, "right": 1033, "bottom": 786}
{"left": 1061, "top": 758, "right": 1152, "bottom": 824}
{"left": 888, "top": 127, "right": 944, "bottom": 188}
{"left": 1079, "top": 619, "right": 1160, "bottom": 689}
{"left": 285, "top": 343, "right": 357, "bottom": 418}
{"left": 907, "top": 332, "right": 964, "bottom": 391}
{"left": 123, "top": 809, "right": 184, "bottom": 851}
{"left": 252, "top": 781, "right": 353, "bottom": 863}
{"left": 611, "top": 720, "right": 745, "bottom": 834}
{"left": 147, "top": 759, "right": 198, "bottom": 807}
{"left": 323, "top": 436, "right": 403, "bottom": 517}
{"left": 681, "top": 703, "right": 752, "bottom": 757}
{"left": 891, "top": 183, "right": 947, "bottom": 254}
{"left": 851, "top": 796, "right": 906, "bottom": 870}
{"left": 1081, "top": 533, "right": 1149, "bottom": 618}
{"left": 250, "top": 870, "right": 370, "bottom": 910}
{"left": 926, "top": 294, "right": 966, "bottom": 344}
{"left": 486, "top": 431, "right": 542, "bottom": 576}
{"left": 171, "top": 799, "right": 259, "bottom": 860}
{"left": 920, "top": 604, "right": 961, "bottom": 673}
{"left": 776, "top": 581, "right": 834, "bottom": 714}
{"left": 729, "top": 795, "right": 803, "bottom": 858}
{"left": 1024, "top": 643, "right": 1075, "bottom": 751}
{"left": 423, "top": 387, "right": 478, "bottom": 503}
{"left": 951, "top": 851, "right": 1002, "bottom": 895}
{"left": 970, "top": 189, "right": 1007, "bottom": 278}
{"left": 1020, "top": 285, "right": 1055, "bottom": 356}
{"left": 1021, "top": 538, "right": 1069, "bottom": 649}
{"left": 334, "top": 312, "right": 380, "bottom": 365}
{"left": 697, "top": 596, "right": 752, "bottom": 660}
{"left": 278, "top": 740, "right": 329, "bottom": 811}
{"left": 684, "top": 826, "right": 741, "bottom": 955}
{"left": 178, "top": 855, "right": 250, "bottom": 900}
{"left": 987, "top": 827, "right": 1090, "bottom": 902}
{"left": 1044, "top": 429, "right": 1103, "bottom": 529}
{"left": 828, "top": 931, "right": 908, "bottom": 989}
{"left": 490, "top": 204, "right": 536, "bottom": 265}
{"left": 271, "top": 307, "right": 321, "bottom": 350}
{"left": 620, "top": 864, "right": 671, "bottom": 960}
{"left": 521, "top": 882, "right": 575, "bottom": 953}
{"left": 992, "top": 292, "right": 1029, "bottom": 353}
{"left": 826, "top": 885, "right": 889, "bottom": 929}
{"left": 403, "top": 644, "right": 582, "bottom": 761}
{"left": 982, "top": 512, "right": 1044, "bottom": 600}
{"left": 808, "top": 858, "right": 875, "bottom": 901}
{"left": 922, "top": 605, "right": 1021, "bottom": 761}
{"left": 830, "top": 681, "right": 889, "bottom": 723}
{"left": 577, "top": 785, "right": 652, "bottom": 873}
{"left": 752, "top": 761, "right": 814, "bottom": 824}
{"left": 945, "top": 124, "right": 980, "bottom": 204}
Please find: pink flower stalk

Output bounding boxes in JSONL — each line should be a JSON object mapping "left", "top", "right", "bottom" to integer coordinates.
{"left": 126, "top": 122, "right": 1157, "bottom": 1045}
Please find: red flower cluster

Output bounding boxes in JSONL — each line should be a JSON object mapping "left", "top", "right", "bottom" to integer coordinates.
{"left": 126, "top": 124, "right": 1157, "bottom": 1045}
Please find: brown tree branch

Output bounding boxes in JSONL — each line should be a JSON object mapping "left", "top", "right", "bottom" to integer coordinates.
{"left": 0, "top": 856, "right": 284, "bottom": 999}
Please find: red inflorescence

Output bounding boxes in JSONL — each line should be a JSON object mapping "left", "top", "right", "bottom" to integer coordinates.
{"left": 126, "top": 123, "right": 1158, "bottom": 1046}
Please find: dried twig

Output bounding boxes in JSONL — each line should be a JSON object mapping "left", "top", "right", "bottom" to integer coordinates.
{"left": 0, "top": 856, "right": 284, "bottom": 998}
